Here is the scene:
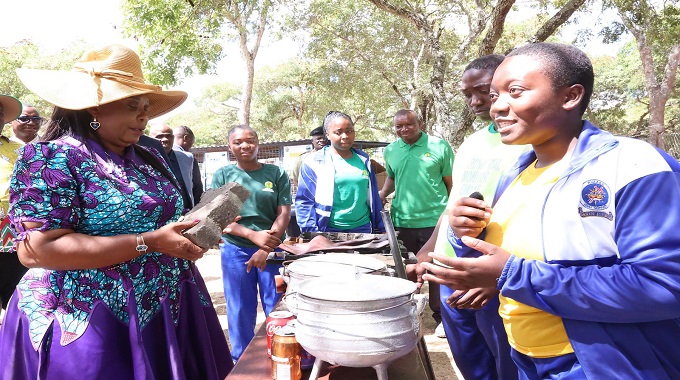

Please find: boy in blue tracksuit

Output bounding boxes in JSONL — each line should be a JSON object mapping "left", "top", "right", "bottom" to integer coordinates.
{"left": 424, "top": 42, "right": 680, "bottom": 379}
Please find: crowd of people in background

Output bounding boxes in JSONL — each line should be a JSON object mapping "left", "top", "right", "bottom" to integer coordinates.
{"left": 1, "top": 40, "right": 680, "bottom": 380}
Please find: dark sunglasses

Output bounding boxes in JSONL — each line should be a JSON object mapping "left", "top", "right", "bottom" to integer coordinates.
{"left": 16, "top": 116, "right": 42, "bottom": 124}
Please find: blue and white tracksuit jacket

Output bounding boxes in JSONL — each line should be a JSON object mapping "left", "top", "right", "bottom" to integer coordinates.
{"left": 449, "top": 122, "right": 680, "bottom": 379}
{"left": 295, "top": 146, "right": 385, "bottom": 233}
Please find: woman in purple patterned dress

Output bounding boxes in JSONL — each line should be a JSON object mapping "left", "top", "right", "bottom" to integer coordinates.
{"left": 0, "top": 45, "right": 233, "bottom": 379}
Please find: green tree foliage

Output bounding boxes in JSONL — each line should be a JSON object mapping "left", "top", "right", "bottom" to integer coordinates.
{"left": 589, "top": 42, "right": 649, "bottom": 136}
{"left": 164, "top": 82, "right": 241, "bottom": 147}
{"left": 120, "top": 0, "right": 224, "bottom": 86}
{"left": 301, "top": 0, "right": 428, "bottom": 135}
{"left": 600, "top": 0, "right": 680, "bottom": 148}
{"left": 121, "top": 0, "right": 275, "bottom": 125}
{"left": 0, "top": 41, "right": 87, "bottom": 135}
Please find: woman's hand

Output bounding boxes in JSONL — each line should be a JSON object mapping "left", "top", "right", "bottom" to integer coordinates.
{"left": 145, "top": 220, "right": 207, "bottom": 261}
{"left": 245, "top": 249, "right": 269, "bottom": 273}
{"left": 449, "top": 196, "right": 492, "bottom": 239}
{"left": 422, "top": 236, "right": 510, "bottom": 291}
{"left": 446, "top": 287, "right": 499, "bottom": 310}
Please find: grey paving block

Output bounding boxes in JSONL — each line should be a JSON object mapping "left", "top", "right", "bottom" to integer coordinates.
{"left": 182, "top": 182, "right": 250, "bottom": 249}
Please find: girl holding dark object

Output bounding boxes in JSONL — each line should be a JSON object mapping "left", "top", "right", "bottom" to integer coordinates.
{"left": 426, "top": 43, "right": 680, "bottom": 379}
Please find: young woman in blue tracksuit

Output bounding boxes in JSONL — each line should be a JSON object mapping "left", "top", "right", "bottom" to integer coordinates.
{"left": 424, "top": 43, "right": 680, "bottom": 379}
{"left": 295, "top": 111, "right": 385, "bottom": 234}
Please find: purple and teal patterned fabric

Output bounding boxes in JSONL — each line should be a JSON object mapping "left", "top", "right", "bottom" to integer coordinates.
{"left": 0, "top": 136, "right": 232, "bottom": 379}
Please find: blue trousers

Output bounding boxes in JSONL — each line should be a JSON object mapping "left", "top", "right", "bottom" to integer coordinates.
{"left": 220, "top": 242, "right": 282, "bottom": 362}
{"left": 511, "top": 350, "right": 584, "bottom": 380}
{"left": 440, "top": 284, "right": 518, "bottom": 380}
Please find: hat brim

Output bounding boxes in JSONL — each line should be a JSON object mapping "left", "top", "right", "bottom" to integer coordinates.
{"left": 17, "top": 69, "right": 187, "bottom": 120}
{"left": 0, "top": 95, "right": 22, "bottom": 122}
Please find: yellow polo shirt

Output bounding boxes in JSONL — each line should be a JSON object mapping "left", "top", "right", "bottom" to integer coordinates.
{"left": 485, "top": 159, "right": 574, "bottom": 358}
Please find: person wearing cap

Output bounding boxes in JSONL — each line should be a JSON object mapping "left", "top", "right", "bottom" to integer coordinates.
{"left": 290, "top": 125, "right": 326, "bottom": 187}
{"left": 286, "top": 125, "right": 326, "bottom": 238}
{"left": 0, "top": 45, "right": 232, "bottom": 379}
{"left": 9, "top": 104, "right": 42, "bottom": 144}
{"left": 0, "top": 94, "right": 28, "bottom": 314}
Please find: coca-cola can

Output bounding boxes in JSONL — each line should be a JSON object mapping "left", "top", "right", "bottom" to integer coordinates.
{"left": 266, "top": 311, "right": 295, "bottom": 357}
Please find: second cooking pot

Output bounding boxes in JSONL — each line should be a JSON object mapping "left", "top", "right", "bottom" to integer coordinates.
{"left": 281, "top": 253, "right": 389, "bottom": 309}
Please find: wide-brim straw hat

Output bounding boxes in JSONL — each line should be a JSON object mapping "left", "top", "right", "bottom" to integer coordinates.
{"left": 0, "top": 95, "right": 22, "bottom": 122}
{"left": 17, "top": 44, "right": 187, "bottom": 119}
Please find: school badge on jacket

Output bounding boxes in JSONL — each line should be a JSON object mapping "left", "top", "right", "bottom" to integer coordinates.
{"left": 578, "top": 179, "right": 612, "bottom": 220}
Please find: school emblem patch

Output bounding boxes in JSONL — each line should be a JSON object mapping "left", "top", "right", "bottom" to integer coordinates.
{"left": 262, "top": 181, "right": 275, "bottom": 192}
{"left": 578, "top": 179, "right": 613, "bottom": 220}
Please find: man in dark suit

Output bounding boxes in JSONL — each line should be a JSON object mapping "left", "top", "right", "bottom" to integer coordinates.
{"left": 149, "top": 124, "right": 200, "bottom": 212}
{"left": 173, "top": 125, "right": 203, "bottom": 205}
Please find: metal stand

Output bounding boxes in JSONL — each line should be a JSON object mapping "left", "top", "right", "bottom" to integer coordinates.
{"left": 381, "top": 210, "right": 407, "bottom": 279}
{"left": 380, "top": 209, "right": 437, "bottom": 380}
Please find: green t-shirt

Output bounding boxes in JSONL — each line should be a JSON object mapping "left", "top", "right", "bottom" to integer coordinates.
{"left": 384, "top": 132, "right": 454, "bottom": 228}
{"left": 328, "top": 152, "right": 371, "bottom": 230}
{"left": 211, "top": 163, "right": 292, "bottom": 247}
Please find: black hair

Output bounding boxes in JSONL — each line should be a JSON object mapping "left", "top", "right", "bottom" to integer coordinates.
{"left": 173, "top": 125, "right": 194, "bottom": 139}
{"left": 464, "top": 54, "right": 505, "bottom": 72}
{"left": 508, "top": 43, "right": 594, "bottom": 115}
{"left": 227, "top": 124, "right": 258, "bottom": 141}
{"left": 42, "top": 106, "right": 178, "bottom": 188}
{"left": 393, "top": 109, "right": 422, "bottom": 125}
{"left": 323, "top": 111, "right": 353, "bottom": 134}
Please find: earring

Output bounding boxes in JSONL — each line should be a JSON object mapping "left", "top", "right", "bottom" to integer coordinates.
{"left": 90, "top": 117, "right": 101, "bottom": 131}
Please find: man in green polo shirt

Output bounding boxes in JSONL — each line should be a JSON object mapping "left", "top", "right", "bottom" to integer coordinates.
{"left": 379, "top": 109, "right": 453, "bottom": 331}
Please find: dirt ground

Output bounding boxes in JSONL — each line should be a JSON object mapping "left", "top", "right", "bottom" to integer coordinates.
{"left": 196, "top": 250, "right": 462, "bottom": 380}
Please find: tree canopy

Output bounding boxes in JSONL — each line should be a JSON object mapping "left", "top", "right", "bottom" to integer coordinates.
{"left": 0, "top": 1, "right": 677, "bottom": 154}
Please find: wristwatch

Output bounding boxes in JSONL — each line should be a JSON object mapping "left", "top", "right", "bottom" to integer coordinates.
{"left": 136, "top": 234, "right": 148, "bottom": 255}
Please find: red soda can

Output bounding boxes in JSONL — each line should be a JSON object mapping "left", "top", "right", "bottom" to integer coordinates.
{"left": 266, "top": 311, "right": 295, "bottom": 357}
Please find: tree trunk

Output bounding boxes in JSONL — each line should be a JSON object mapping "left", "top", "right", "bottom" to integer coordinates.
{"left": 527, "top": 0, "right": 588, "bottom": 44}
{"left": 230, "top": 0, "right": 271, "bottom": 126}
{"left": 478, "top": 0, "right": 516, "bottom": 56}
{"left": 240, "top": 50, "right": 255, "bottom": 125}
{"left": 365, "top": 0, "right": 456, "bottom": 134}
{"left": 616, "top": 0, "right": 680, "bottom": 149}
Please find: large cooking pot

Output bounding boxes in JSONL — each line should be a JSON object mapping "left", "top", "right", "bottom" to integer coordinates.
{"left": 281, "top": 254, "right": 388, "bottom": 312}
{"left": 286, "top": 275, "right": 427, "bottom": 380}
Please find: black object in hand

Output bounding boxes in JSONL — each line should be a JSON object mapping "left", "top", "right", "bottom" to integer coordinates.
{"left": 469, "top": 191, "right": 484, "bottom": 201}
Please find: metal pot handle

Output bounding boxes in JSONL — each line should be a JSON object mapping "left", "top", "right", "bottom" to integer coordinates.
{"left": 410, "top": 294, "right": 428, "bottom": 337}
{"left": 279, "top": 267, "right": 290, "bottom": 284}
{"left": 282, "top": 292, "right": 300, "bottom": 316}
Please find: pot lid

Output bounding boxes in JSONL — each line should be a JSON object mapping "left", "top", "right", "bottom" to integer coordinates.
{"left": 286, "top": 254, "right": 386, "bottom": 277}
{"left": 296, "top": 275, "right": 416, "bottom": 302}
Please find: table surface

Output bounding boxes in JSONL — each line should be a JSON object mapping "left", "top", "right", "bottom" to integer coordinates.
{"left": 226, "top": 320, "right": 435, "bottom": 380}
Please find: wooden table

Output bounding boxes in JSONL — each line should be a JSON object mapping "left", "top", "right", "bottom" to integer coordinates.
{"left": 226, "top": 317, "right": 435, "bottom": 380}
